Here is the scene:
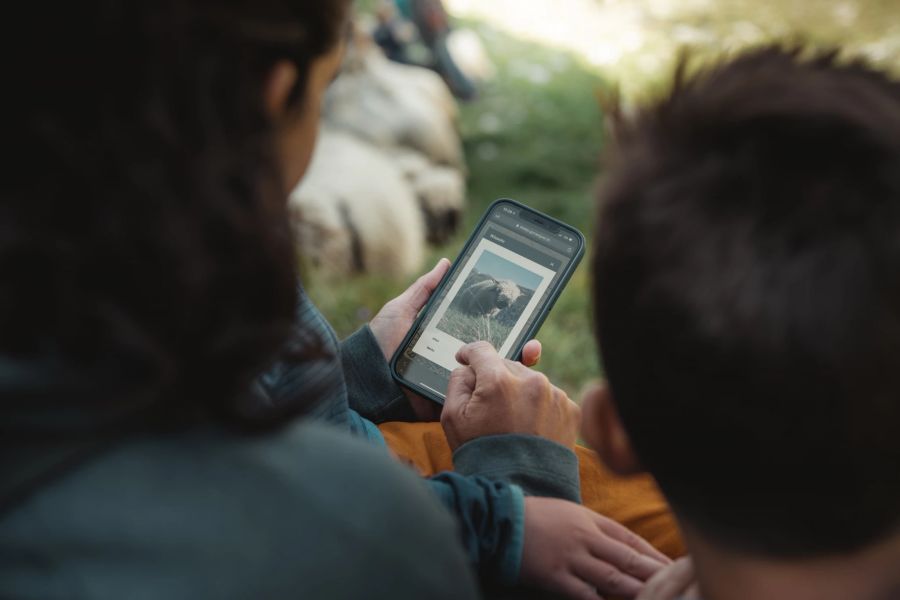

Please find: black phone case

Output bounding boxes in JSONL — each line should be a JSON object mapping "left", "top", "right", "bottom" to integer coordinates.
{"left": 389, "top": 198, "right": 586, "bottom": 404}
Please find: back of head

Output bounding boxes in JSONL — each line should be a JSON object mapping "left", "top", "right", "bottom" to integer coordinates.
{"left": 592, "top": 47, "right": 900, "bottom": 557}
{"left": 4, "top": 0, "right": 348, "bottom": 428}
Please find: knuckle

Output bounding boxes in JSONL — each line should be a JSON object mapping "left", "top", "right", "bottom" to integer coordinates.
{"left": 498, "top": 376, "right": 520, "bottom": 401}
{"left": 603, "top": 568, "right": 623, "bottom": 592}
{"left": 585, "top": 561, "right": 618, "bottom": 590}
{"left": 624, "top": 531, "right": 642, "bottom": 549}
{"left": 625, "top": 550, "right": 640, "bottom": 573}
{"left": 525, "top": 370, "right": 551, "bottom": 391}
{"left": 469, "top": 340, "right": 494, "bottom": 353}
{"left": 480, "top": 368, "right": 503, "bottom": 389}
{"left": 484, "top": 371, "right": 517, "bottom": 403}
{"left": 576, "top": 583, "right": 600, "bottom": 600}
{"left": 569, "top": 399, "right": 583, "bottom": 420}
{"left": 572, "top": 526, "right": 595, "bottom": 547}
{"left": 504, "top": 357, "right": 525, "bottom": 371}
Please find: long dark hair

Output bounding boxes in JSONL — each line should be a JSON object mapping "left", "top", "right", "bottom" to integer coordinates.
{"left": 4, "top": 1, "right": 349, "bottom": 429}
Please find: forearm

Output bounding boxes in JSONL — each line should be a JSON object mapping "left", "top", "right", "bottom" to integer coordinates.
{"left": 426, "top": 472, "right": 525, "bottom": 585}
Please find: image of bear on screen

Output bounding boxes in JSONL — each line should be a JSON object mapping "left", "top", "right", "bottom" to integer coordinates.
{"left": 437, "top": 250, "right": 542, "bottom": 349}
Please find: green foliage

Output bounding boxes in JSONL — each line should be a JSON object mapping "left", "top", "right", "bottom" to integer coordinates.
{"left": 456, "top": 24, "right": 606, "bottom": 230}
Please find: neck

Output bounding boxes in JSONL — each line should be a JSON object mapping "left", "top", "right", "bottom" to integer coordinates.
{"left": 683, "top": 525, "right": 900, "bottom": 600}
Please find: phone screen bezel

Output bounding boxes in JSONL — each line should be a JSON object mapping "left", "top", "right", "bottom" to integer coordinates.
{"left": 389, "top": 198, "right": 586, "bottom": 404}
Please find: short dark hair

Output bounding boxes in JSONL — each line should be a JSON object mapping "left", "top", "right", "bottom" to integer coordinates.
{"left": 4, "top": 1, "right": 348, "bottom": 430}
{"left": 592, "top": 46, "right": 900, "bottom": 557}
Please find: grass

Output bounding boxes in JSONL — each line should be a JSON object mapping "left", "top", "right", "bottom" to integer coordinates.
{"left": 305, "top": 23, "right": 607, "bottom": 396}
{"left": 437, "top": 307, "right": 513, "bottom": 351}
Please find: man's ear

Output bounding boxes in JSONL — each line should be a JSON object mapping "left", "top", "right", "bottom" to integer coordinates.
{"left": 264, "top": 60, "right": 299, "bottom": 120}
{"left": 580, "top": 382, "right": 644, "bottom": 475}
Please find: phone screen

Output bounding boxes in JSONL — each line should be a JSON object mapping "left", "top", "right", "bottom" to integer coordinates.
{"left": 393, "top": 200, "right": 582, "bottom": 402}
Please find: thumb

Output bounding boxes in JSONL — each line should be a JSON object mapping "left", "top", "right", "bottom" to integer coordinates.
{"left": 520, "top": 339, "right": 542, "bottom": 367}
{"left": 395, "top": 258, "right": 451, "bottom": 314}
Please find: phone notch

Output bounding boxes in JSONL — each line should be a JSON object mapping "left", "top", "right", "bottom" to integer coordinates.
{"left": 527, "top": 214, "right": 560, "bottom": 233}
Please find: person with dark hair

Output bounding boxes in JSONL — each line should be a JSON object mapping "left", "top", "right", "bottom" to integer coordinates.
{"left": 2, "top": 2, "right": 478, "bottom": 598}
{"left": 1, "top": 1, "right": 671, "bottom": 598}
{"left": 576, "top": 46, "right": 900, "bottom": 599}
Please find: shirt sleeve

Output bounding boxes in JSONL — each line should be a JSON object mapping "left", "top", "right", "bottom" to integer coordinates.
{"left": 340, "top": 325, "right": 417, "bottom": 423}
{"left": 453, "top": 434, "right": 582, "bottom": 503}
{"left": 426, "top": 473, "right": 525, "bottom": 586}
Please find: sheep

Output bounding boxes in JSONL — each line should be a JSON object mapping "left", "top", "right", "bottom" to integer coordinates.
{"left": 457, "top": 277, "right": 523, "bottom": 318}
{"left": 324, "top": 28, "right": 464, "bottom": 168}
{"left": 413, "top": 164, "right": 465, "bottom": 244}
{"left": 288, "top": 23, "right": 470, "bottom": 278}
{"left": 391, "top": 148, "right": 465, "bottom": 244}
{"left": 289, "top": 128, "right": 427, "bottom": 279}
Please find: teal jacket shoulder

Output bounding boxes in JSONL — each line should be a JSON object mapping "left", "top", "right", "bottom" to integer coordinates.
{"left": 0, "top": 422, "right": 479, "bottom": 600}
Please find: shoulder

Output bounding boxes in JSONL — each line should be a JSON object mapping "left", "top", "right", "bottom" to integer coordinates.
{"left": 0, "top": 422, "right": 478, "bottom": 599}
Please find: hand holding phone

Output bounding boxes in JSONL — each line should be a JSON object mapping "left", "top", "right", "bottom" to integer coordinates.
{"left": 368, "top": 258, "right": 544, "bottom": 421}
{"left": 392, "top": 199, "right": 585, "bottom": 404}
{"left": 369, "top": 258, "right": 453, "bottom": 362}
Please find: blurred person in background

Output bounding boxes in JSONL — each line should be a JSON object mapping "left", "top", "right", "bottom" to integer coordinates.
{"left": 579, "top": 47, "right": 900, "bottom": 600}
{"left": 374, "top": 0, "right": 414, "bottom": 63}
{"left": 386, "top": 0, "right": 478, "bottom": 99}
{"left": 1, "top": 1, "right": 671, "bottom": 598}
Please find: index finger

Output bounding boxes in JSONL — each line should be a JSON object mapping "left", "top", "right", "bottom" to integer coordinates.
{"left": 637, "top": 557, "right": 694, "bottom": 600}
{"left": 593, "top": 514, "right": 673, "bottom": 565}
{"left": 457, "top": 342, "right": 540, "bottom": 383}
{"left": 586, "top": 536, "right": 667, "bottom": 581}
{"left": 455, "top": 341, "right": 504, "bottom": 371}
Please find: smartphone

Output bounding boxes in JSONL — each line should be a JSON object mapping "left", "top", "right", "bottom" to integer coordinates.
{"left": 391, "top": 198, "right": 585, "bottom": 404}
